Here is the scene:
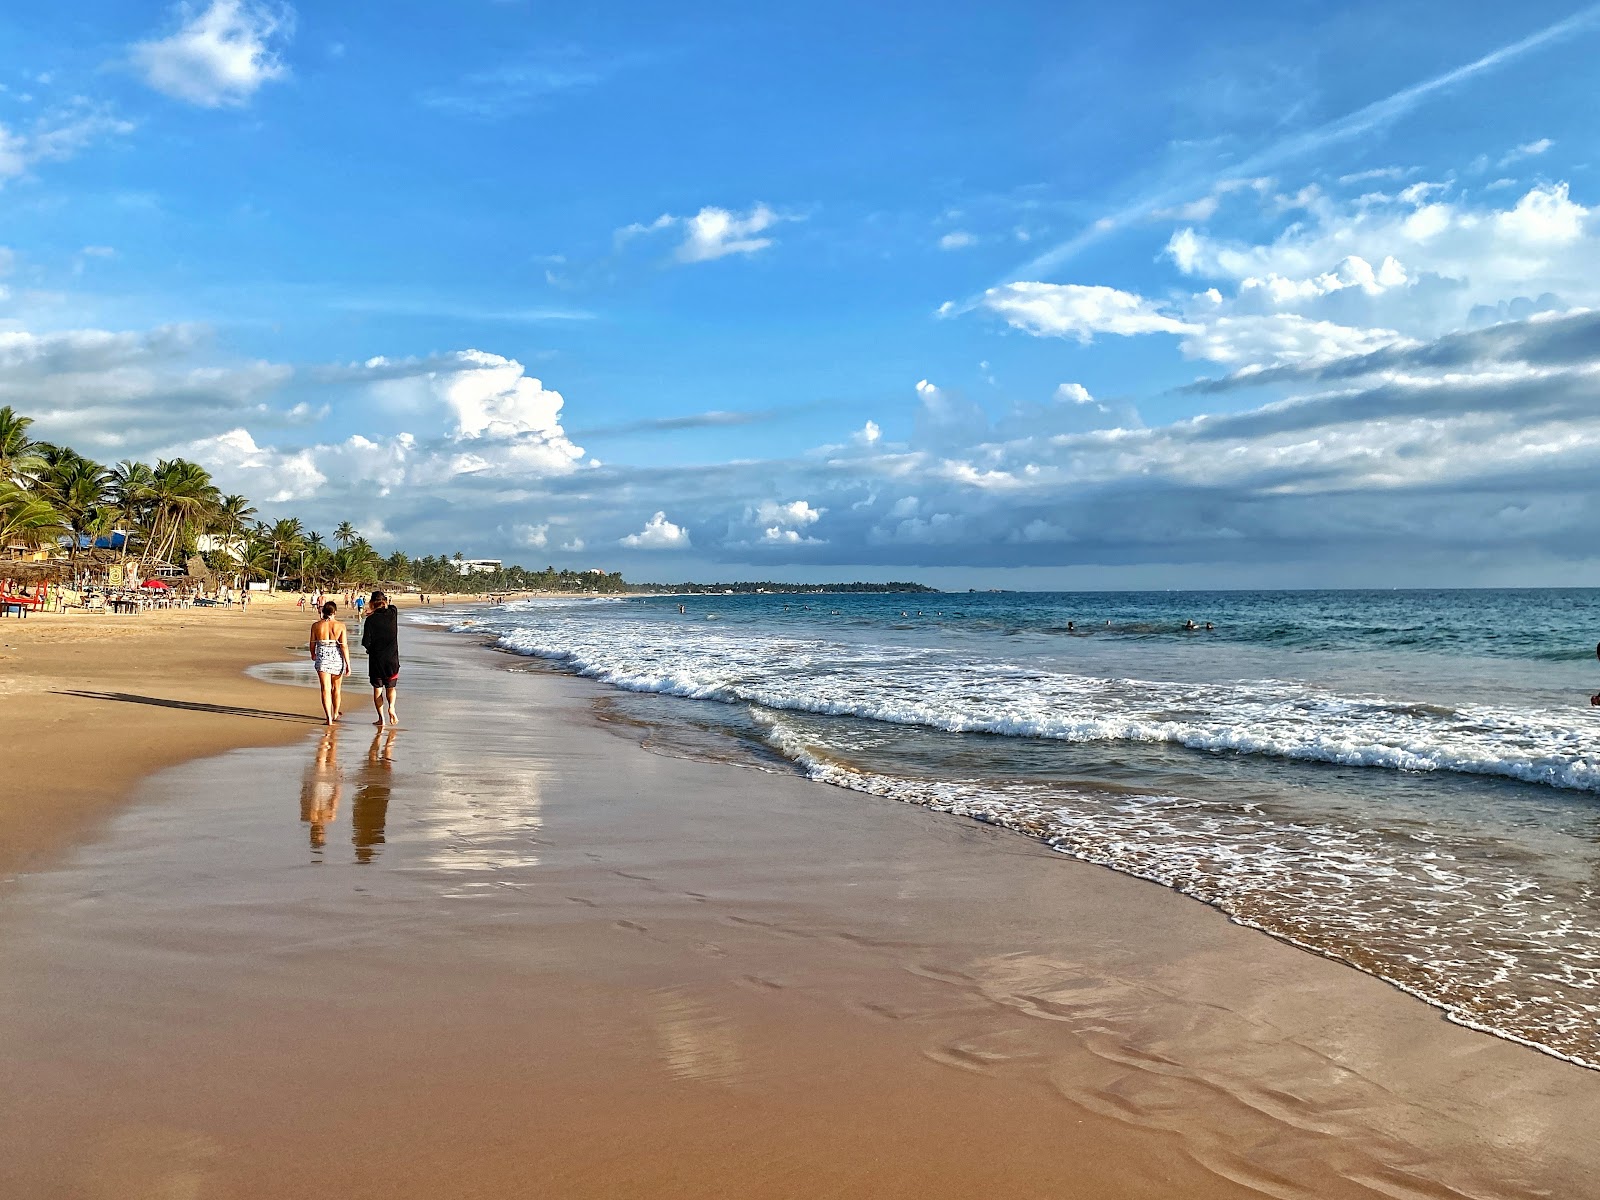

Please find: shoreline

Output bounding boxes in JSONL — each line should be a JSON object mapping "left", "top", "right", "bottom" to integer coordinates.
{"left": 427, "top": 604, "right": 1600, "bottom": 1074}
{"left": 0, "top": 591, "right": 496, "bottom": 877}
{"left": 4, "top": 617, "right": 1599, "bottom": 1195}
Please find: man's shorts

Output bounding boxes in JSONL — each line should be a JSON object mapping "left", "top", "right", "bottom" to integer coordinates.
{"left": 368, "top": 658, "right": 400, "bottom": 689}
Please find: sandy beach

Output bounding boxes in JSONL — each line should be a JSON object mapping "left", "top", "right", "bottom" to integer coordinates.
{"left": 2, "top": 615, "right": 1599, "bottom": 1198}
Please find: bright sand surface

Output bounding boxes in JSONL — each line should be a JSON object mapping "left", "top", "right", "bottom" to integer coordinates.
{"left": 2, "top": 619, "right": 1599, "bottom": 1198}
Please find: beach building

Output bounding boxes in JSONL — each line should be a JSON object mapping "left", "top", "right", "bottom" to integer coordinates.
{"left": 456, "top": 558, "right": 502, "bottom": 576}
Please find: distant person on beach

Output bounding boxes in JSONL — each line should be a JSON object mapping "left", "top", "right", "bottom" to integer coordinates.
{"left": 308, "top": 600, "right": 350, "bottom": 726}
{"left": 1592, "top": 642, "right": 1600, "bottom": 706}
{"left": 362, "top": 591, "right": 401, "bottom": 726}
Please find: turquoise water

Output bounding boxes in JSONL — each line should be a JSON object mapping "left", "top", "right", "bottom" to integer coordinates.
{"left": 444, "top": 590, "right": 1600, "bottom": 1068}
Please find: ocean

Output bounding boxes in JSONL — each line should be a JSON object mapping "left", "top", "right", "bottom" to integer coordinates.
{"left": 440, "top": 589, "right": 1600, "bottom": 1068}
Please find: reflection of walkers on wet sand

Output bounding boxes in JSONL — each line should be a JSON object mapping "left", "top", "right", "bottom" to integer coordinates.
{"left": 308, "top": 600, "right": 350, "bottom": 726}
{"left": 352, "top": 727, "right": 396, "bottom": 864}
{"left": 299, "top": 727, "right": 343, "bottom": 857}
{"left": 360, "top": 590, "right": 401, "bottom": 727}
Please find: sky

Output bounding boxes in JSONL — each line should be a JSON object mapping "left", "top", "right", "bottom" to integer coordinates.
{"left": 4, "top": 0, "right": 1600, "bottom": 587}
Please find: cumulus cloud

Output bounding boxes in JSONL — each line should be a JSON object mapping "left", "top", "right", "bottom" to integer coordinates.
{"left": 356, "top": 349, "right": 587, "bottom": 476}
{"left": 1162, "top": 182, "right": 1598, "bottom": 335}
{"left": 617, "top": 203, "right": 797, "bottom": 263}
{"left": 620, "top": 511, "right": 691, "bottom": 549}
{"left": 132, "top": 0, "right": 293, "bottom": 107}
{"left": 939, "top": 231, "right": 977, "bottom": 250}
{"left": 976, "top": 282, "right": 1197, "bottom": 343}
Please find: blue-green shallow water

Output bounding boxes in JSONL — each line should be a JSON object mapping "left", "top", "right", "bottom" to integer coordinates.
{"left": 439, "top": 590, "right": 1600, "bottom": 1068}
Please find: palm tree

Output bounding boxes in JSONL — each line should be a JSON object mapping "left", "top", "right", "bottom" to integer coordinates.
{"left": 236, "top": 537, "right": 275, "bottom": 589}
{"left": 144, "top": 459, "right": 220, "bottom": 564}
{"left": 37, "top": 454, "right": 109, "bottom": 568}
{"left": 266, "top": 517, "right": 305, "bottom": 591}
{"left": 334, "top": 521, "right": 357, "bottom": 549}
{"left": 109, "top": 460, "right": 155, "bottom": 558}
{"left": 0, "top": 406, "right": 44, "bottom": 485}
{"left": 0, "top": 479, "right": 62, "bottom": 551}
{"left": 216, "top": 494, "right": 257, "bottom": 555}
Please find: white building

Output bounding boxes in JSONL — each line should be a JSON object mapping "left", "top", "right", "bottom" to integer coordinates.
{"left": 456, "top": 558, "right": 502, "bottom": 576}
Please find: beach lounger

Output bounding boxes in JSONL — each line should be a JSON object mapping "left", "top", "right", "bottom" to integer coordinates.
{"left": 1, "top": 583, "right": 46, "bottom": 617}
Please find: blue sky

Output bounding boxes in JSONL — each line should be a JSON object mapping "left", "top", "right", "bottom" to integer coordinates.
{"left": 4, "top": 1, "right": 1600, "bottom": 586}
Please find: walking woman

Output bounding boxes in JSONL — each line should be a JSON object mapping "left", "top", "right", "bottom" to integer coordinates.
{"left": 308, "top": 599, "right": 350, "bottom": 725}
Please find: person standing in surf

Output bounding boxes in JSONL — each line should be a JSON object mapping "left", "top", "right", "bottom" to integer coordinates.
{"left": 308, "top": 600, "right": 350, "bottom": 726}
{"left": 362, "top": 590, "right": 401, "bottom": 726}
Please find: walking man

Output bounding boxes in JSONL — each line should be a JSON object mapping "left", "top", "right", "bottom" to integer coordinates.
{"left": 361, "top": 590, "right": 401, "bottom": 726}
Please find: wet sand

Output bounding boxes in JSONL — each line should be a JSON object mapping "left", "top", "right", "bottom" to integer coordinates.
{"left": 2, "top": 627, "right": 1598, "bottom": 1198}
{"left": 0, "top": 599, "right": 329, "bottom": 876}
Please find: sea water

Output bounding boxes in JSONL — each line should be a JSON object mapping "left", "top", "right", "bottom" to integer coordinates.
{"left": 443, "top": 590, "right": 1600, "bottom": 1067}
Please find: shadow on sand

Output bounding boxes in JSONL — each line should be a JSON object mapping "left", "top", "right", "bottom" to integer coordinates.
{"left": 52, "top": 690, "right": 321, "bottom": 724}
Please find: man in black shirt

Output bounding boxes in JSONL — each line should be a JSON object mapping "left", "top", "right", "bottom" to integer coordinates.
{"left": 361, "top": 590, "right": 401, "bottom": 726}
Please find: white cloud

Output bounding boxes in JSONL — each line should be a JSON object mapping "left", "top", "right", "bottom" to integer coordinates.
{"left": 752, "top": 499, "right": 822, "bottom": 527}
{"left": 509, "top": 522, "right": 548, "bottom": 548}
{"left": 1499, "top": 137, "right": 1553, "bottom": 167}
{"left": 618, "top": 203, "right": 796, "bottom": 264}
{"left": 1054, "top": 382, "right": 1095, "bottom": 405}
{"left": 0, "top": 104, "right": 133, "bottom": 183}
{"left": 620, "top": 511, "right": 690, "bottom": 549}
{"left": 168, "top": 427, "right": 325, "bottom": 502}
{"left": 559, "top": 537, "right": 585, "bottom": 552}
{"left": 853, "top": 420, "right": 881, "bottom": 446}
{"left": 359, "top": 349, "right": 587, "bottom": 477}
{"left": 1495, "top": 181, "right": 1585, "bottom": 244}
{"left": 133, "top": 0, "right": 293, "bottom": 107}
{"left": 977, "top": 282, "right": 1197, "bottom": 343}
{"left": 939, "top": 231, "right": 977, "bottom": 250}
{"left": 1179, "top": 314, "right": 1410, "bottom": 368}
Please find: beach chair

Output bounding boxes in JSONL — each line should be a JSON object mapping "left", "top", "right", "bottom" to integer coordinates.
{"left": 1, "top": 582, "right": 45, "bottom": 617}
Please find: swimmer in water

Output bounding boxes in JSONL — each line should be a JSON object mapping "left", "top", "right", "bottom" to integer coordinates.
{"left": 1066, "top": 621, "right": 1075, "bottom": 632}
{"left": 1184, "top": 619, "right": 1197, "bottom": 631}
{"left": 1205, "top": 621, "right": 1214, "bottom": 631}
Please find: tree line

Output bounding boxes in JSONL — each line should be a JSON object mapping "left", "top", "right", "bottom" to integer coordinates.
{"left": 0, "top": 405, "right": 630, "bottom": 594}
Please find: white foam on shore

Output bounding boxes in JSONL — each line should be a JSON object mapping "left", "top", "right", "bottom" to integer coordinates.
{"left": 480, "top": 614, "right": 1600, "bottom": 794}
{"left": 754, "top": 713, "right": 1600, "bottom": 1071}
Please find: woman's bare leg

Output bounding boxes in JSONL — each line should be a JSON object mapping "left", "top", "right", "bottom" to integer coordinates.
{"left": 318, "top": 673, "right": 335, "bottom": 725}
{"left": 331, "top": 675, "right": 344, "bottom": 721}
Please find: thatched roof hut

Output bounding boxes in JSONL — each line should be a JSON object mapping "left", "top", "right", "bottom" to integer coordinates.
{"left": 1, "top": 559, "right": 70, "bottom": 582}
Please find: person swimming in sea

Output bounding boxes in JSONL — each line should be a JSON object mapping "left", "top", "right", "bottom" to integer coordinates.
{"left": 1184, "top": 619, "right": 1197, "bottom": 631}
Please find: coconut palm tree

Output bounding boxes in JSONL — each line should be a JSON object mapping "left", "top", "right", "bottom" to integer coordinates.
{"left": 266, "top": 517, "right": 305, "bottom": 591}
{"left": 236, "top": 537, "right": 275, "bottom": 589}
{"left": 334, "top": 521, "right": 357, "bottom": 549}
{"left": 144, "top": 459, "right": 221, "bottom": 564}
{"left": 0, "top": 479, "right": 62, "bottom": 551}
{"left": 216, "top": 494, "right": 257, "bottom": 554}
{"left": 36, "top": 454, "right": 110, "bottom": 568}
{"left": 0, "top": 406, "right": 45, "bottom": 485}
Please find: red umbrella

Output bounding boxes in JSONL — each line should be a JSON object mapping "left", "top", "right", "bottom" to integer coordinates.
{"left": 140, "top": 579, "right": 170, "bottom": 589}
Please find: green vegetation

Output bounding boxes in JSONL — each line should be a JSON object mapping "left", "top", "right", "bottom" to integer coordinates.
{"left": 0, "top": 405, "right": 932, "bottom": 596}
{"left": 632, "top": 580, "right": 938, "bottom": 594}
